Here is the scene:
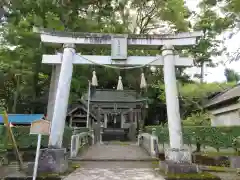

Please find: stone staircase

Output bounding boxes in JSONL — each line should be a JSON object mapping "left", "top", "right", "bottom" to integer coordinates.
{"left": 69, "top": 143, "right": 157, "bottom": 162}
{"left": 65, "top": 143, "right": 163, "bottom": 180}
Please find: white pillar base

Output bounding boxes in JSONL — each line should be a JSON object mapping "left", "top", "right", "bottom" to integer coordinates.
{"left": 164, "top": 148, "right": 192, "bottom": 163}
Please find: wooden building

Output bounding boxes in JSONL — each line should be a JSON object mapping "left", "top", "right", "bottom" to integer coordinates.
{"left": 67, "top": 89, "right": 148, "bottom": 141}
{"left": 205, "top": 84, "right": 240, "bottom": 126}
{"left": 66, "top": 100, "right": 97, "bottom": 127}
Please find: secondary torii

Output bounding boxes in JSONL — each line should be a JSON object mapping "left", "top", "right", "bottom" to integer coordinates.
{"left": 36, "top": 28, "right": 202, "bottom": 161}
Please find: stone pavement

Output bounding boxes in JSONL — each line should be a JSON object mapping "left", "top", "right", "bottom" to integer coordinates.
{"left": 65, "top": 143, "right": 165, "bottom": 180}
{"left": 73, "top": 143, "right": 155, "bottom": 161}
{"left": 63, "top": 167, "right": 164, "bottom": 180}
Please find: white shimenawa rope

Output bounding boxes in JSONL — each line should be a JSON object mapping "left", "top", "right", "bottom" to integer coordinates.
{"left": 75, "top": 53, "right": 161, "bottom": 70}
{"left": 117, "top": 76, "right": 123, "bottom": 90}
{"left": 140, "top": 72, "right": 147, "bottom": 89}
{"left": 91, "top": 71, "right": 98, "bottom": 86}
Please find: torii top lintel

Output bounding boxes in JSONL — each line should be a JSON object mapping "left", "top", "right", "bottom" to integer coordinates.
{"left": 34, "top": 28, "right": 203, "bottom": 47}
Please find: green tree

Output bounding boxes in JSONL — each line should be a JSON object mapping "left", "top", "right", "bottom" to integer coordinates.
{"left": 182, "top": 112, "right": 211, "bottom": 126}
{"left": 189, "top": 0, "right": 233, "bottom": 82}
{"left": 203, "top": 0, "right": 240, "bottom": 61}
{"left": 0, "top": 0, "right": 191, "bottom": 114}
{"left": 179, "top": 82, "right": 235, "bottom": 119}
{"left": 224, "top": 68, "right": 240, "bottom": 82}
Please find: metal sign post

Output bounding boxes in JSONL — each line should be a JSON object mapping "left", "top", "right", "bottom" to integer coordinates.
{"left": 30, "top": 120, "right": 50, "bottom": 180}
{"left": 86, "top": 80, "right": 91, "bottom": 128}
{"left": 33, "top": 134, "right": 42, "bottom": 180}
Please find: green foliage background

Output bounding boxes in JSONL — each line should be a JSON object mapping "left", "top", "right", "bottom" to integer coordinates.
{"left": 1, "top": 0, "right": 240, "bottom": 125}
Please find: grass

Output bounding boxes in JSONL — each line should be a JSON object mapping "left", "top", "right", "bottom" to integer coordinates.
{"left": 151, "top": 160, "right": 159, "bottom": 168}
{"left": 199, "top": 151, "right": 239, "bottom": 157}
{"left": 164, "top": 173, "right": 219, "bottom": 179}
{"left": 158, "top": 169, "right": 220, "bottom": 180}
{"left": 204, "top": 165, "right": 237, "bottom": 172}
{"left": 108, "top": 141, "right": 131, "bottom": 146}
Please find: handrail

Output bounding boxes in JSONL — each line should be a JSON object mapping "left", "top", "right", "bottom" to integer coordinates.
{"left": 70, "top": 131, "right": 92, "bottom": 158}
{"left": 138, "top": 128, "right": 159, "bottom": 158}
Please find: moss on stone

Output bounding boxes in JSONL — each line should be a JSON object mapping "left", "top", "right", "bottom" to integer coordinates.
{"left": 165, "top": 173, "right": 219, "bottom": 179}
{"left": 159, "top": 169, "right": 220, "bottom": 180}
{"left": 201, "top": 151, "right": 238, "bottom": 157}
{"left": 109, "top": 141, "right": 130, "bottom": 146}
{"left": 151, "top": 160, "right": 159, "bottom": 168}
{"left": 38, "top": 162, "right": 81, "bottom": 178}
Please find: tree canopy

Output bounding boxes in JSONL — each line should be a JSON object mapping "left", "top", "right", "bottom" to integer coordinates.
{"left": 0, "top": 0, "right": 239, "bottom": 125}
{"left": 224, "top": 68, "right": 240, "bottom": 82}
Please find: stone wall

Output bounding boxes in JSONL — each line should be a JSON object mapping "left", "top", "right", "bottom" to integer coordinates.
{"left": 138, "top": 132, "right": 159, "bottom": 158}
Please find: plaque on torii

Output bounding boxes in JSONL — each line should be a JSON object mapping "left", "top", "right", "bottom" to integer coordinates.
{"left": 111, "top": 35, "right": 128, "bottom": 60}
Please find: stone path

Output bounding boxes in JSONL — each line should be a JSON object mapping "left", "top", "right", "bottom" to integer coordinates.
{"left": 73, "top": 143, "right": 155, "bottom": 161}
{"left": 65, "top": 143, "right": 164, "bottom": 180}
{"left": 64, "top": 162, "right": 164, "bottom": 180}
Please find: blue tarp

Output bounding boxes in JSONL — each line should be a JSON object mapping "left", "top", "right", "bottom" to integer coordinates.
{"left": 0, "top": 114, "right": 44, "bottom": 124}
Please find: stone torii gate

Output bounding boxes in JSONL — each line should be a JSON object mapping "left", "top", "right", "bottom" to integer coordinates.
{"left": 36, "top": 29, "right": 202, "bottom": 171}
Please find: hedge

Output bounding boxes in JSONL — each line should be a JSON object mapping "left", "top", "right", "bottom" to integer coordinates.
{"left": 0, "top": 126, "right": 88, "bottom": 150}
{"left": 145, "top": 126, "right": 240, "bottom": 149}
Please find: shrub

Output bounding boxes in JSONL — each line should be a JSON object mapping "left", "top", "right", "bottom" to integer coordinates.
{"left": 145, "top": 126, "right": 240, "bottom": 150}
{"left": 0, "top": 126, "right": 74, "bottom": 150}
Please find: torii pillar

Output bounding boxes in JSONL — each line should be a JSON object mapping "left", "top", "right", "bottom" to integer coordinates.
{"left": 49, "top": 44, "right": 75, "bottom": 148}
{"left": 162, "top": 44, "right": 183, "bottom": 149}
{"left": 33, "top": 44, "right": 75, "bottom": 174}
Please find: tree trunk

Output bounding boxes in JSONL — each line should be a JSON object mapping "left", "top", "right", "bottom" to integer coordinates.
{"left": 196, "top": 142, "right": 201, "bottom": 152}
{"left": 12, "top": 75, "right": 20, "bottom": 113}
{"left": 12, "top": 58, "right": 23, "bottom": 113}
{"left": 31, "top": 46, "right": 42, "bottom": 113}
{"left": 200, "top": 62, "right": 204, "bottom": 83}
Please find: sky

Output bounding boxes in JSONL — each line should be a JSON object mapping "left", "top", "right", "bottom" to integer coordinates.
{"left": 184, "top": 0, "right": 240, "bottom": 83}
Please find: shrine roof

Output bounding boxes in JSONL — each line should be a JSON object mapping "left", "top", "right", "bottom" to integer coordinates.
{"left": 83, "top": 89, "right": 146, "bottom": 103}
{"left": 205, "top": 84, "right": 240, "bottom": 108}
{"left": 67, "top": 100, "right": 97, "bottom": 119}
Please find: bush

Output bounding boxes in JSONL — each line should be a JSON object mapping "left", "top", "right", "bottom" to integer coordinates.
{"left": 0, "top": 126, "right": 74, "bottom": 150}
{"left": 145, "top": 126, "right": 240, "bottom": 149}
{"left": 182, "top": 112, "right": 211, "bottom": 126}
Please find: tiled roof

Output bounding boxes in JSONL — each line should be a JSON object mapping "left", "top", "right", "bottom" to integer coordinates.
{"left": 83, "top": 89, "right": 146, "bottom": 102}
{"left": 67, "top": 100, "right": 97, "bottom": 120}
{"left": 205, "top": 84, "right": 240, "bottom": 108}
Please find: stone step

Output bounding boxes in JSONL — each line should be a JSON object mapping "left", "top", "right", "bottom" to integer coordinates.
{"left": 8, "top": 162, "right": 29, "bottom": 170}
{"left": 70, "top": 161, "right": 158, "bottom": 168}
{"left": 69, "top": 158, "right": 158, "bottom": 162}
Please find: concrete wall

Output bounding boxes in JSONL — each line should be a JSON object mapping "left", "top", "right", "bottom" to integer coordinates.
{"left": 210, "top": 103, "right": 240, "bottom": 126}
